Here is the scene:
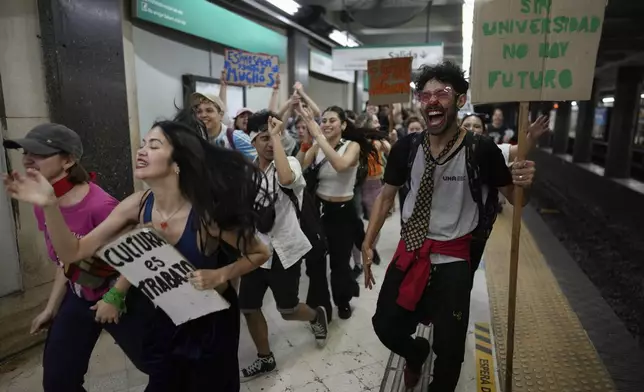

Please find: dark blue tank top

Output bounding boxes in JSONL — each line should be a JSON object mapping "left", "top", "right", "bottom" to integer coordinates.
{"left": 142, "top": 193, "right": 228, "bottom": 270}
{"left": 140, "top": 193, "right": 240, "bottom": 363}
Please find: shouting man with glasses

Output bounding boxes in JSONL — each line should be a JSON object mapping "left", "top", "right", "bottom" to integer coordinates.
{"left": 361, "top": 61, "right": 536, "bottom": 391}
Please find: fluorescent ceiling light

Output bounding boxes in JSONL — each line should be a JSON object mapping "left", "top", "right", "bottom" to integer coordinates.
{"left": 265, "top": 0, "right": 300, "bottom": 15}
{"left": 329, "top": 29, "right": 359, "bottom": 47}
{"left": 571, "top": 101, "right": 577, "bottom": 106}
{"left": 602, "top": 97, "right": 615, "bottom": 103}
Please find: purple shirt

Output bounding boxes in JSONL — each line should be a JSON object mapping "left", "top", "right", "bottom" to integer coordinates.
{"left": 35, "top": 182, "right": 118, "bottom": 301}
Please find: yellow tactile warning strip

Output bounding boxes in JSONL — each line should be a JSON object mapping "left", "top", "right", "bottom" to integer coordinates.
{"left": 485, "top": 210, "right": 616, "bottom": 392}
{"left": 475, "top": 323, "right": 497, "bottom": 392}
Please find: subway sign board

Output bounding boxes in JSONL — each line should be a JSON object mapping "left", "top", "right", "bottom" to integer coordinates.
{"left": 133, "top": 0, "right": 287, "bottom": 61}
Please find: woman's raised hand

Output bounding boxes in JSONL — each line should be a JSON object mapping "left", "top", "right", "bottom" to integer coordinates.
{"left": 527, "top": 115, "right": 550, "bottom": 140}
{"left": 3, "top": 169, "right": 56, "bottom": 207}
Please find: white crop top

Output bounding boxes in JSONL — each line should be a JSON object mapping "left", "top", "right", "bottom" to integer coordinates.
{"left": 316, "top": 141, "right": 358, "bottom": 198}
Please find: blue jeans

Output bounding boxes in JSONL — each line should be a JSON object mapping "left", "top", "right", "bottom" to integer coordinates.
{"left": 42, "top": 287, "right": 153, "bottom": 392}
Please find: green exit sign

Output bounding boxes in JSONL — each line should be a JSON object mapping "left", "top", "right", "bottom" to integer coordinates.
{"left": 133, "top": 0, "right": 287, "bottom": 61}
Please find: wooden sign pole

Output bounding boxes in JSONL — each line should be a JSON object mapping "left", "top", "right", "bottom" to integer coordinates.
{"left": 504, "top": 101, "right": 530, "bottom": 392}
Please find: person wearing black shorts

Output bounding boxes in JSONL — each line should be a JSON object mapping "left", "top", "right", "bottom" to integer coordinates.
{"left": 239, "top": 111, "right": 329, "bottom": 382}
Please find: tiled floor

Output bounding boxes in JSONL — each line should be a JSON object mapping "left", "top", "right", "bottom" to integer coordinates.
{"left": 0, "top": 210, "right": 497, "bottom": 392}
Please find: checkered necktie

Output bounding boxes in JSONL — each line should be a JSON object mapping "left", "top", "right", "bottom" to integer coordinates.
{"left": 401, "top": 130, "right": 461, "bottom": 251}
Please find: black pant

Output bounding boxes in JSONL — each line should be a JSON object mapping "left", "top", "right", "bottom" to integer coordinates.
{"left": 319, "top": 198, "right": 360, "bottom": 307}
{"left": 469, "top": 237, "right": 487, "bottom": 288}
{"left": 305, "top": 250, "right": 333, "bottom": 322}
{"left": 238, "top": 254, "right": 302, "bottom": 313}
{"left": 373, "top": 261, "right": 471, "bottom": 392}
{"left": 144, "top": 286, "right": 240, "bottom": 392}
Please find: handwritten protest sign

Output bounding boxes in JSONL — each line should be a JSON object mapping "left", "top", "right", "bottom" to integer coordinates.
{"left": 224, "top": 48, "right": 279, "bottom": 88}
{"left": 470, "top": 0, "right": 606, "bottom": 104}
{"left": 367, "top": 57, "right": 412, "bottom": 106}
{"left": 96, "top": 228, "right": 230, "bottom": 325}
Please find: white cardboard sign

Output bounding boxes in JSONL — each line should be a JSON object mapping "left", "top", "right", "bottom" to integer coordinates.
{"left": 470, "top": 0, "right": 606, "bottom": 104}
{"left": 96, "top": 228, "right": 230, "bottom": 325}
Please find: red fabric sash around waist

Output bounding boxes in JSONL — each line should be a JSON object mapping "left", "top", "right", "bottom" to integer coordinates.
{"left": 390, "top": 235, "right": 472, "bottom": 311}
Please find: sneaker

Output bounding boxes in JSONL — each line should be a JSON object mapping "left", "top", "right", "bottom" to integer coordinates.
{"left": 351, "top": 264, "right": 363, "bottom": 280}
{"left": 403, "top": 337, "right": 431, "bottom": 389}
{"left": 240, "top": 353, "right": 277, "bottom": 382}
{"left": 310, "top": 307, "right": 329, "bottom": 347}
{"left": 338, "top": 304, "right": 352, "bottom": 320}
{"left": 372, "top": 249, "right": 381, "bottom": 265}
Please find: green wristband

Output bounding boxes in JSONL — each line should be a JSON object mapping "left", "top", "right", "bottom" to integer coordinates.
{"left": 102, "top": 287, "right": 127, "bottom": 314}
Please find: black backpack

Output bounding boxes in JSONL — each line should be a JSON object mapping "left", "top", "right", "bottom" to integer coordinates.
{"left": 404, "top": 131, "right": 499, "bottom": 241}
{"left": 279, "top": 186, "right": 327, "bottom": 261}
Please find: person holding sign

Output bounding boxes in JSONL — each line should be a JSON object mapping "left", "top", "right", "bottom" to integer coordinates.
{"left": 237, "top": 111, "right": 330, "bottom": 381}
{"left": 361, "top": 61, "right": 536, "bottom": 391}
{"left": 4, "top": 121, "right": 273, "bottom": 391}
{"left": 3, "top": 124, "right": 151, "bottom": 392}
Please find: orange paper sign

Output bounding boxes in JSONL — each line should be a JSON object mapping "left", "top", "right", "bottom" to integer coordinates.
{"left": 367, "top": 57, "right": 412, "bottom": 105}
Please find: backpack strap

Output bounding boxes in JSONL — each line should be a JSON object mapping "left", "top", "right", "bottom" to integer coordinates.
{"left": 464, "top": 132, "right": 484, "bottom": 209}
{"left": 310, "top": 140, "right": 345, "bottom": 171}
{"left": 464, "top": 132, "right": 497, "bottom": 239}
{"left": 405, "top": 131, "right": 425, "bottom": 188}
{"left": 226, "top": 128, "right": 236, "bottom": 149}
{"left": 279, "top": 185, "right": 301, "bottom": 221}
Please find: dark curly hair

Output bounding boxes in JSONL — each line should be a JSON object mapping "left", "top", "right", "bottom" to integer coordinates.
{"left": 413, "top": 61, "right": 469, "bottom": 95}
{"left": 246, "top": 110, "right": 280, "bottom": 134}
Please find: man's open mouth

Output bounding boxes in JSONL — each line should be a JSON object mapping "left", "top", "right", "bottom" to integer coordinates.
{"left": 425, "top": 108, "right": 446, "bottom": 128}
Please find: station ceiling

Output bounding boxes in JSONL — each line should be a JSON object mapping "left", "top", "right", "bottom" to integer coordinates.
{"left": 298, "top": 0, "right": 464, "bottom": 65}
{"left": 594, "top": 0, "right": 644, "bottom": 89}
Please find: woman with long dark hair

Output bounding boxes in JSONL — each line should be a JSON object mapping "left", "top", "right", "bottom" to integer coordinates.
{"left": 4, "top": 121, "right": 272, "bottom": 391}
{"left": 295, "top": 104, "right": 381, "bottom": 319}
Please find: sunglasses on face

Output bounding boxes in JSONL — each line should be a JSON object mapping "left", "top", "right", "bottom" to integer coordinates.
{"left": 415, "top": 87, "right": 454, "bottom": 103}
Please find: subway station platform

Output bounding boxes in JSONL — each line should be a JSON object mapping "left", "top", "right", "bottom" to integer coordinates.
{"left": 1, "top": 206, "right": 644, "bottom": 392}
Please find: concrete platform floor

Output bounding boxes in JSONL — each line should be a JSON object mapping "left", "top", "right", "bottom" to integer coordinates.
{"left": 0, "top": 209, "right": 497, "bottom": 392}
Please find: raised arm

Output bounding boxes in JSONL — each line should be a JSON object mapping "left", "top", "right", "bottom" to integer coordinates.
{"left": 294, "top": 82, "right": 321, "bottom": 118}
{"left": 4, "top": 169, "right": 142, "bottom": 264}
{"left": 219, "top": 70, "right": 228, "bottom": 106}
{"left": 508, "top": 115, "right": 550, "bottom": 163}
{"left": 268, "top": 117, "right": 295, "bottom": 186}
{"left": 268, "top": 74, "right": 281, "bottom": 112}
{"left": 309, "top": 121, "right": 359, "bottom": 172}
{"left": 297, "top": 105, "right": 359, "bottom": 173}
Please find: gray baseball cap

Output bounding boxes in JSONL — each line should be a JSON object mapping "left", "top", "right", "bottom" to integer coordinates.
{"left": 3, "top": 123, "right": 83, "bottom": 158}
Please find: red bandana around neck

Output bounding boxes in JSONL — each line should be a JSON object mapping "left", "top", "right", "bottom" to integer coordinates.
{"left": 52, "top": 172, "right": 97, "bottom": 198}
